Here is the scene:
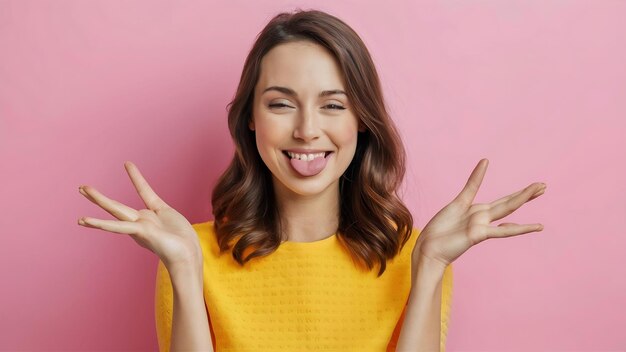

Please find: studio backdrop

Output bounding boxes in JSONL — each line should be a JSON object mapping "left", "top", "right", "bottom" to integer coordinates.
{"left": 0, "top": 0, "right": 624, "bottom": 351}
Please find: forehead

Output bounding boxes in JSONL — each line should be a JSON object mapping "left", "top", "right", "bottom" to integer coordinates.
{"left": 256, "top": 41, "right": 345, "bottom": 92}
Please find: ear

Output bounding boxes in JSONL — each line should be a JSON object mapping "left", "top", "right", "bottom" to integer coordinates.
{"left": 358, "top": 121, "right": 366, "bottom": 133}
{"left": 249, "top": 118, "right": 255, "bottom": 131}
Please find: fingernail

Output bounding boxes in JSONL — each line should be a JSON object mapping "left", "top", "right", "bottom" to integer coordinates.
{"left": 78, "top": 218, "right": 85, "bottom": 225}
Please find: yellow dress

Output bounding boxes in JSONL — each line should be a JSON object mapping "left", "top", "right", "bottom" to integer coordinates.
{"left": 155, "top": 220, "right": 453, "bottom": 351}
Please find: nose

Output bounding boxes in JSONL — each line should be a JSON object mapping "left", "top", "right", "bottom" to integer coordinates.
{"left": 292, "top": 106, "right": 321, "bottom": 142}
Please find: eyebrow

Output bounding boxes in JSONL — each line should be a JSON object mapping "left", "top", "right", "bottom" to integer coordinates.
{"left": 262, "top": 86, "right": 347, "bottom": 98}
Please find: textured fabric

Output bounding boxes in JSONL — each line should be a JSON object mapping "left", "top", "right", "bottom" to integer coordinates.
{"left": 155, "top": 220, "right": 453, "bottom": 351}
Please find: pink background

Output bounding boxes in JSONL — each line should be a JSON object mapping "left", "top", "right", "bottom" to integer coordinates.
{"left": 1, "top": 1, "right": 624, "bottom": 350}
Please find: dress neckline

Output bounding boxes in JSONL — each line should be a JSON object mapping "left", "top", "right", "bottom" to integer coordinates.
{"left": 279, "top": 232, "right": 337, "bottom": 247}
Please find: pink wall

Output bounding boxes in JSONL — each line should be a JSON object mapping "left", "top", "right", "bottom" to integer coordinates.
{"left": 1, "top": 1, "right": 624, "bottom": 350}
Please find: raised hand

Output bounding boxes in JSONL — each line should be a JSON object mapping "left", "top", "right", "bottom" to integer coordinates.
{"left": 413, "top": 158, "right": 546, "bottom": 269}
{"left": 78, "top": 161, "right": 202, "bottom": 270}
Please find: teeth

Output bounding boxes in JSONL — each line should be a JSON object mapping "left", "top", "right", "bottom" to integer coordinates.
{"left": 286, "top": 151, "right": 326, "bottom": 161}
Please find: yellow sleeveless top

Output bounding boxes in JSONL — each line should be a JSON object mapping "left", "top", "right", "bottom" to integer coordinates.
{"left": 155, "top": 220, "right": 453, "bottom": 351}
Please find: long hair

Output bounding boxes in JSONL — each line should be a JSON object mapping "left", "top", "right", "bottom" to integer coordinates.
{"left": 211, "top": 8, "right": 413, "bottom": 277}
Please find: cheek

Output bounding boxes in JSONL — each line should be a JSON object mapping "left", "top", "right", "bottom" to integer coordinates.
{"left": 253, "top": 118, "right": 290, "bottom": 159}
{"left": 335, "top": 122, "right": 359, "bottom": 147}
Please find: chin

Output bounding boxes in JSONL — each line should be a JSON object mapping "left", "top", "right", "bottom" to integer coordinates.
{"left": 273, "top": 174, "right": 340, "bottom": 197}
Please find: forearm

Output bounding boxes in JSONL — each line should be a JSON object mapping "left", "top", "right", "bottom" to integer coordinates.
{"left": 395, "top": 255, "right": 447, "bottom": 352}
{"left": 168, "top": 264, "right": 214, "bottom": 352}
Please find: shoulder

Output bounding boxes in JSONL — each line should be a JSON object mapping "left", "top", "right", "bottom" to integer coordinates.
{"left": 191, "top": 219, "right": 216, "bottom": 237}
{"left": 190, "top": 219, "right": 220, "bottom": 256}
{"left": 408, "top": 226, "right": 422, "bottom": 246}
{"left": 411, "top": 226, "right": 422, "bottom": 238}
{"left": 394, "top": 226, "right": 421, "bottom": 262}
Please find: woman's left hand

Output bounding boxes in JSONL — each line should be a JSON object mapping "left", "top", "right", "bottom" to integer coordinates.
{"left": 412, "top": 158, "right": 547, "bottom": 269}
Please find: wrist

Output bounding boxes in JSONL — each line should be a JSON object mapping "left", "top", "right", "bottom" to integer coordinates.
{"left": 164, "top": 249, "right": 203, "bottom": 272}
{"left": 167, "top": 260, "right": 203, "bottom": 283}
{"left": 412, "top": 254, "right": 447, "bottom": 283}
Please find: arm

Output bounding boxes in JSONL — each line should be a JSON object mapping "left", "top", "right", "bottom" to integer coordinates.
{"left": 395, "top": 255, "right": 449, "bottom": 352}
{"left": 395, "top": 159, "right": 544, "bottom": 351}
{"left": 155, "top": 260, "right": 214, "bottom": 352}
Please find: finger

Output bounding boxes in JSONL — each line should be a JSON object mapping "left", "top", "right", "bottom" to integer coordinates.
{"left": 79, "top": 185, "right": 139, "bottom": 222}
{"left": 453, "top": 158, "right": 489, "bottom": 207}
{"left": 123, "top": 161, "right": 170, "bottom": 211}
{"left": 490, "top": 182, "right": 546, "bottom": 209}
{"left": 489, "top": 222, "right": 544, "bottom": 238}
{"left": 489, "top": 182, "right": 544, "bottom": 221}
{"left": 78, "top": 216, "right": 142, "bottom": 236}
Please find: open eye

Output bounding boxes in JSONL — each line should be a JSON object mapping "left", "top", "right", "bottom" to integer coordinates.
{"left": 324, "top": 104, "right": 346, "bottom": 110}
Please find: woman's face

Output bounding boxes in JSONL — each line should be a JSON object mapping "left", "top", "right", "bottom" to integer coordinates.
{"left": 250, "top": 40, "right": 365, "bottom": 198}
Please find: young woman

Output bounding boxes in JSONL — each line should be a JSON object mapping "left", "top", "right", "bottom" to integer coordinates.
{"left": 78, "top": 9, "right": 546, "bottom": 352}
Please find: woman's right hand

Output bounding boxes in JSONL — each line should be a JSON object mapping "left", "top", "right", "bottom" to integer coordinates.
{"left": 78, "top": 161, "right": 203, "bottom": 271}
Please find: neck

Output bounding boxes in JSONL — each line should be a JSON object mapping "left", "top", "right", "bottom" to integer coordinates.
{"left": 272, "top": 177, "right": 340, "bottom": 243}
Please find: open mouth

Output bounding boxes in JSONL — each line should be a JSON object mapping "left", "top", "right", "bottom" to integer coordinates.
{"left": 281, "top": 150, "right": 334, "bottom": 177}
{"left": 282, "top": 151, "right": 333, "bottom": 159}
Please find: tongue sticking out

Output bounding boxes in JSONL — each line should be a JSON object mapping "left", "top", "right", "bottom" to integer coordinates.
{"left": 289, "top": 154, "right": 329, "bottom": 177}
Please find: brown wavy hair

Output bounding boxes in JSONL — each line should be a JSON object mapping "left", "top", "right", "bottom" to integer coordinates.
{"left": 211, "top": 8, "right": 413, "bottom": 277}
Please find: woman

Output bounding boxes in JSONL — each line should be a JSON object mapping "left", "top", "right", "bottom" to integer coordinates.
{"left": 78, "top": 9, "right": 546, "bottom": 352}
